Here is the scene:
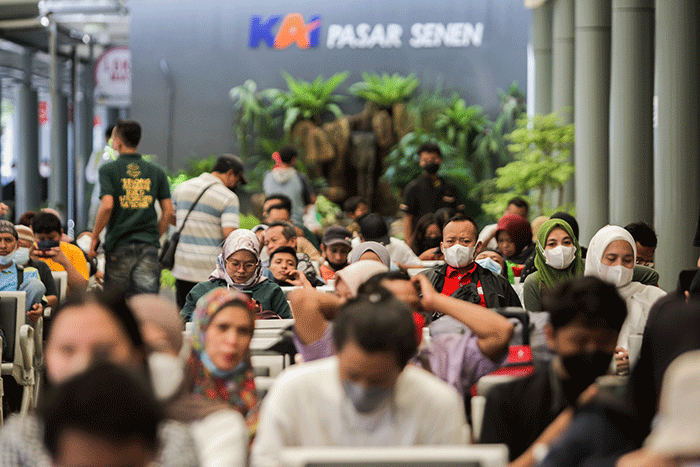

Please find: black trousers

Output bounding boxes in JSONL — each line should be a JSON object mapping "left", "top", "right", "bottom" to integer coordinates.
{"left": 175, "top": 279, "right": 198, "bottom": 309}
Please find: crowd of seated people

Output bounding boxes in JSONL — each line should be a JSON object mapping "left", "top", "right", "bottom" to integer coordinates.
{"left": 3, "top": 175, "right": 700, "bottom": 467}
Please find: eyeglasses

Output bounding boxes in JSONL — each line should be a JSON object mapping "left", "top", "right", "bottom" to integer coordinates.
{"left": 226, "top": 260, "right": 258, "bottom": 272}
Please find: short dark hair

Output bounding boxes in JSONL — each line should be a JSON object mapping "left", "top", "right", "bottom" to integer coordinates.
{"left": 434, "top": 207, "right": 456, "bottom": 227}
{"left": 105, "top": 124, "right": 116, "bottom": 140}
{"left": 444, "top": 213, "right": 479, "bottom": 237}
{"left": 212, "top": 154, "right": 244, "bottom": 175}
{"left": 333, "top": 293, "right": 418, "bottom": 368}
{"left": 267, "top": 221, "right": 297, "bottom": 241}
{"left": 624, "top": 221, "right": 657, "bottom": 248}
{"left": 279, "top": 145, "right": 298, "bottom": 164}
{"left": 343, "top": 196, "right": 367, "bottom": 214}
{"left": 417, "top": 142, "right": 441, "bottom": 158}
{"left": 17, "top": 211, "right": 36, "bottom": 228}
{"left": 113, "top": 119, "right": 141, "bottom": 148}
{"left": 357, "top": 271, "right": 412, "bottom": 296}
{"left": 48, "top": 289, "right": 144, "bottom": 352}
{"left": 40, "top": 363, "right": 163, "bottom": 459}
{"left": 265, "top": 194, "right": 292, "bottom": 214}
{"left": 507, "top": 197, "right": 529, "bottom": 214}
{"left": 269, "top": 246, "right": 298, "bottom": 265}
{"left": 32, "top": 211, "right": 62, "bottom": 235}
{"left": 543, "top": 276, "right": 627, "bottom": 332}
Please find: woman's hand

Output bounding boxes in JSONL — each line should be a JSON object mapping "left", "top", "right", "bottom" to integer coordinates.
{"left": 615, "top": 347, "right": 630, "bottom": 375}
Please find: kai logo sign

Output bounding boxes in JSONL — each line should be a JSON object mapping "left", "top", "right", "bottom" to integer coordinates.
{"left": 249, "top": 14, "right": 321, "bottom": 49}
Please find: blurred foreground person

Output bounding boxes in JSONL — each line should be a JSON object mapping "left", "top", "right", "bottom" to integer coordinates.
{"left": 0, "top": 290, "right": 198, "bottom": 467}
{"left": 131, "top": 294, "right": 248, "bottom": 467}
{"left": 187, "top": 288, "right": 260, "bottom": 439}
{"left": 40, "top": 363, "right": 162, "bottom": 467}
{"left": 618, "top": 350, "right": 700, "bottom": 467}
{"left": 481, "top": 276, "right": 626, "bottom": 467}
{"left": 251, "top": 293, "right": 467, "bottom": 467}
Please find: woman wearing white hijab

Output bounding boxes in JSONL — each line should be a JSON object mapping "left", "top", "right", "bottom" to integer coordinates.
{"left": 584, "top": 225, "right": 666, "bottom": 373}
{"left": 181, "top": 229, "right": 291, "bottom": 321}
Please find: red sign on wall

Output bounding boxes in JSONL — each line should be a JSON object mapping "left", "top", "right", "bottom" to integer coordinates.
{"left": 94, "top": 46, "right": 131, "bottom": 106}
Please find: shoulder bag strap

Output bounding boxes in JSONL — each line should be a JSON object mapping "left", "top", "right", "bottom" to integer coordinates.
{"left": 176, "top": 183, "right": 217, "bottom": 236}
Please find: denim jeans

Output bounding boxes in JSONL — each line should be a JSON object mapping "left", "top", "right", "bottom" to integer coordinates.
{"left": 104, "top": 242, "right": 160, "bottom": 297}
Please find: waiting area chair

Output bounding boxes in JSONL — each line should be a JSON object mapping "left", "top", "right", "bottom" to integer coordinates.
{"left": 0, "top": 292, "right": 38, "bottom": 424}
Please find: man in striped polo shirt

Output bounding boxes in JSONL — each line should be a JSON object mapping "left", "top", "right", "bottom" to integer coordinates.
{"left": 170, "top": 154, "right": 245, "bottom": 307}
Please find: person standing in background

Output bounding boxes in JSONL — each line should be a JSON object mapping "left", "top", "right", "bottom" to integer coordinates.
{"left": 263, "top": 145, "right": 315, "bottom": 226}
{"left": 89, "top": 120, "right": 173, "bottom": 297}
{"left": 170, "top": 154, "right": 245, "bottom": 308}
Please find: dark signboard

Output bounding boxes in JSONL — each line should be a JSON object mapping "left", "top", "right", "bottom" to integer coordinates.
{"left": 130, "top": 0, "right": 529, "bottom": 168}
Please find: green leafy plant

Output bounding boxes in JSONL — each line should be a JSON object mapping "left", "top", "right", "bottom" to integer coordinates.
{"left": 229, "top": 80, "right": 282, "bottom": 161}
{"left": 349, "top": 72, "right": 419, "bottom": 108}
{"left": 315, "top": 194, "right": 342, "bottom": 227}
{"left": 382, "top": 131, "right": 458, "bottom": 193}
{"left": 168, "top": 155, "right": 218, "bottom": 191}
{"left": 407, "top": 81, "right": 450, "bottom": 132}
{"left": 434, "top": 97, "right": 490, "bottom": 178}
{"left": 480, "top": 113, "right": 575, "bottom": 217}
{"left": 271, "top": 71, "right": 349, "bottom": 133}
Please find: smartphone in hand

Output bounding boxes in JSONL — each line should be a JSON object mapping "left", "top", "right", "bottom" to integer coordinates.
{"left": 37, "top": 240, "right": 60, "bottom": 251}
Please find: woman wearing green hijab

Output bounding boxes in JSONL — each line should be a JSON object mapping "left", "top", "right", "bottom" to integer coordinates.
{"left": 522, "top": 218, "right": 584, "bottom": 311}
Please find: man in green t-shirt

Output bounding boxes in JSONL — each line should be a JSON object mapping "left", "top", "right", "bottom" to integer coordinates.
{"left": 89, "top": 119, "right": 173, "bottom": 296}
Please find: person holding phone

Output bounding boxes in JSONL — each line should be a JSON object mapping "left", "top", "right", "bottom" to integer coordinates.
{"left": 31, "top": 211, "right": 89, "bottom": 294}
{"left": 180, "top": 229, "right": 291, "bottom": 321}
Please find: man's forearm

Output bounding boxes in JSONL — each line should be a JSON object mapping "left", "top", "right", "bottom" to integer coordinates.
{"left": 92, "top": 203, "right": 112, "bottom": 238}
{"left": 62, "top": 261, "right": 88, "bottom": 292}
{"left": 430, "top": 293, "right": 513, "bottom": 360}
{"left": 404, "top": 214, "right": 414, "bottom": 245}
{"left": 158, "top": 213, "right": 170, "bottom": 236}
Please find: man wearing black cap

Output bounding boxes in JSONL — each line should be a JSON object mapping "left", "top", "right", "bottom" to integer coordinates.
{"left": 358, "top": 213, "right": 421, "bottom": 272}
{"left": 169, "top": 154, "right": 246, "bottom": 307}
{"left": 319, "top": 226, "right": 352, "bottom": 281}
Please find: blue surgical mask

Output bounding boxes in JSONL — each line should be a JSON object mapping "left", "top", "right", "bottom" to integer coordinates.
{"left": 13, "top": 247, "right": 29, "bottom": 266}
{"left": 476, "top": 257, "right": 502, "bottom": 275}
{"left": 0, "top": 250, "right": 15, "bottom": 266}
{"left": 201, "top": 350, "right": 246, "bottom": 379}
{"left": 342, "top": 380, "right": 392, "bottom": 413}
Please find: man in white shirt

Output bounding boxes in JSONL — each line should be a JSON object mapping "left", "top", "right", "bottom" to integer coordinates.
{"left": 251, "top": 293, "right": 467, "bottom": 467}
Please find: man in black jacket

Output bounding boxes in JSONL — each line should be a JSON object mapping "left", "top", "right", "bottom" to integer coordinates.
{"left": 421, "top": 214, "right": 521, "bottom": 319}
{"left": 480, "top": 277, "right": 627, "bottom": 467}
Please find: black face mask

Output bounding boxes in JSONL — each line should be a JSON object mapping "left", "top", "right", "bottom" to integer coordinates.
{"left": 328, "top": 260, "right": 348, "bottom": 272}
{"left": 422, "top": 236, "right": 442, "bottom": 251}
{"left": 423, "top": 162, "right": 440, "bottom": 174}
{"left": 561, "top": 351, "right": 614, "bottom": 402}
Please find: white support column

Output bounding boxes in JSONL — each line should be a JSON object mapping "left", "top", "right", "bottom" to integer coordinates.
{"left": 574, "top": 0, "right": 612, "bottom": 245}
{"left": 609, "top": 0, "right": 654, "bottom": 226}
{"left": 552, "top": 0, "right": 575, "bottom": 205}
{"left": 654, "top": 0, "right": 700, "bottom": 290}
{"left": 532, "top": 1, "right": 554, "bottom": 115}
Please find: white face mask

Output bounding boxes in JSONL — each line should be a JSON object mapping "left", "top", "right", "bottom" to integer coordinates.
{"left": 0, "top": 250, "right": 15, "bottom": 266}
{"left": 543, "top": 245, "right": 576, "bottom": 270}
{"left": 13, "top": 247, "right": 30, "bottom": 266}
{"left": 76, "top": 235, "right": 93, "bottom": 254}
{"left": 599, "top": 264, "right": 634, "bottom": 288}
{"left": 476, "top": 257, "right": 502, "bottom": 275}
{"left": 148, "top": 352, "right": 185, "bottom": 401}
{"left": 443, "top": 244, "right": 475, "bottom": 269}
